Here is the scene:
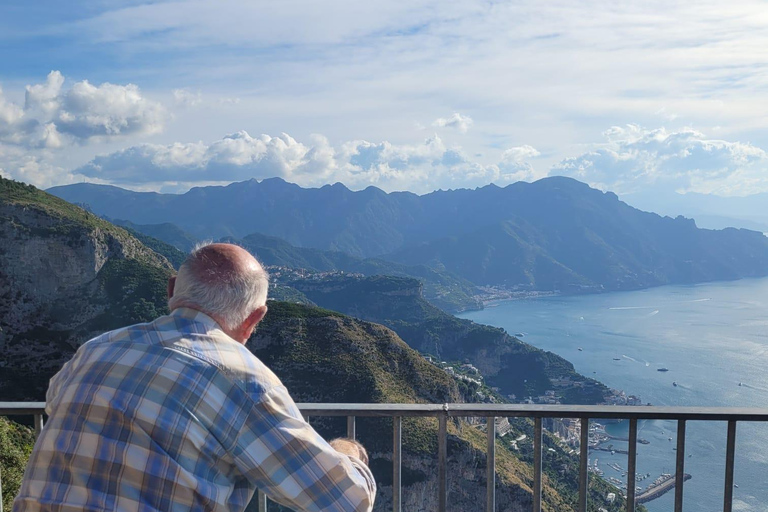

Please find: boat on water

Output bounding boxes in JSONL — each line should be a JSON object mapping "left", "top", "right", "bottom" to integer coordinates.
{"left": 613, "top": 357, "right": 621, "bottom": 361}
{"left": 515, "top": 333, "right": 525, "bottom": 338}
{"left": 578, "top": 347, "right": 583, "bottom": 351}
{"left": 673, "top": 381, "right": 678, "bottom": 387}
{"left": 658, "top": 368, "right": 669, "bottom": 372}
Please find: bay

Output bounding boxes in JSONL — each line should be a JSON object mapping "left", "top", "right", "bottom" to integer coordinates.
{"left": 459, "top": 277, "right": 768, "bottom": 512}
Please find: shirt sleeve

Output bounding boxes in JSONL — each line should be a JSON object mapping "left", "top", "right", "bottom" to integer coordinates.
{"left": 45, "top": 345, "right": 86, "bottom": 415}
{"left": 232, "top": 385, "right": 376, "bottom": 512}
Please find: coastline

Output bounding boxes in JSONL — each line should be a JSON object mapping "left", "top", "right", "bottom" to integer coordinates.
{"left": 471, "top": 274, "right": 768, "bottom": 311}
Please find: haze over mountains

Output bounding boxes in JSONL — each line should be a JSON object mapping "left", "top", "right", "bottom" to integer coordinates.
{"left": 624, "top": 189, "right": 768, "bottom": 233}
{"left": 51, "top": 176, "right": 768, "bottom": 294}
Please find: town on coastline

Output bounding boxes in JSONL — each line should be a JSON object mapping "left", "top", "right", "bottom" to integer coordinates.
{"left": 427, "top": 356, "right": 686, "bottom": 506}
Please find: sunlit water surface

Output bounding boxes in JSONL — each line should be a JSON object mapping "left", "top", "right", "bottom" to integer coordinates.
{"left": 459, "top": 277, "right": 768, "bottom": 512}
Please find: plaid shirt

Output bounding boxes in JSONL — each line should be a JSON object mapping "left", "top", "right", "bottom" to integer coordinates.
{"left": 13, "top": 308, "right": 376, "bottom": 512}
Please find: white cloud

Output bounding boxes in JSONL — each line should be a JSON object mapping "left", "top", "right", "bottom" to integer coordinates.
{"left": 0, "top": 71, "right": 167, "bottom": 148}
{"left": 72, "top": 130, "right": 534, "bottom": 192}
{"left": 497, "top": 145, "right": 544, "bottom": 182}
{"left": 552, "top": 125, "right": 768, "bottom": 196}
{"left": 173, "top": 88, "right": 203, "bottom": 108}
{"left": 76, "top": 131, "right": 328, "bottom": 185}
{"left": 432, "top": 113, "right": 474, "bottom": 133}
{"left": 25, "top": 70, "right": 64, "bottom": 116}
{"left": 0, "top": 87, "right": 26, "bottom": 133}
{"left": 56, "top": 79, "right": 165, "bottom": 138}
{"left": 0, "top": 143, "right": 74, "bottom": 189}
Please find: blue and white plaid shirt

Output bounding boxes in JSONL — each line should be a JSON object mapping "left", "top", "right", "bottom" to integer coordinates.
{"left": 13, "top": 307, "right": 376, "bottom": 512}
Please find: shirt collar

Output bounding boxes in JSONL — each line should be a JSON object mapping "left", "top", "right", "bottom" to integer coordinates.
{"left": 170, "top": 307, "right": 223, "bottom": 331}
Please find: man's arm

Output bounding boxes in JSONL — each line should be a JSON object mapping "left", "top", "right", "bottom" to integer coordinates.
{"left": 233, "top": 385, "right": 376, "bottom": 512}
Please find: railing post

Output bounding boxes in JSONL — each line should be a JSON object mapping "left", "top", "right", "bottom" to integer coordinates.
{"left": 723, "top": 420, "right": 737, "bottom": 512}
{"left": 257, "top": 490, "right": 267, "bottom": 512}
{"left": 347, "top": 416, "right": 356, "bottom": 440}
{"left": 438, "top": 412, "right": 447, "bottom": 512}
{"left": 533, "top": 417, "right": 542, "bottom": 512}
{"left": 487, "top": 416, "right": 495, "bottom": 512}
{"left": 393, "top": 416, "right": 402, "bottom": 512}
{"left": 626, "top": 418, "right": 637, "bottom": 512}
{"left": 674, "top": 419, "right": 686, "bottom": 512}
{"left": 578, "top": 417, "right": 589, "bottom": 512}
{"left": 34, "top": 413, "right": 44, "bottom": 438}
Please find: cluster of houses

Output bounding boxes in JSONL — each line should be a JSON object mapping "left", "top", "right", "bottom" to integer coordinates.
{"left": 423, "top": 356, "right": 503, "bottom": 402}
{"left": 266, "top": 265, "right": 364, "bottom": 283}
{"left": 443, "top": 363, "right": 483, "bottom": 386}
{"left": 604, "top": 389, "right": 644, "bottom": 406}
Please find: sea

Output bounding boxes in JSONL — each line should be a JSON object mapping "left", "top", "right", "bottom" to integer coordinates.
{"left": 458, "top": 277, "right": 768, "bottom": 512}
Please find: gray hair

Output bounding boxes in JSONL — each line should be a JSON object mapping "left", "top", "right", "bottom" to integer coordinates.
{"left": 168, "top": 242, "right": 269, "bottom": 330}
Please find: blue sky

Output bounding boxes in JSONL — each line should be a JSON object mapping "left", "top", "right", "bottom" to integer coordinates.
{"left": 1, "top": 0, "right": 767, "bottom": 203}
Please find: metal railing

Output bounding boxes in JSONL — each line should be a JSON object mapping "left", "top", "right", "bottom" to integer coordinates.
{"left": 3, "top": 402, "right": 768, "bottom": 512}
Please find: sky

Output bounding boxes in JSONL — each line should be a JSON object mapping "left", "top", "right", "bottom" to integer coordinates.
{"left": 1, "top": 0, "right": 768, "bottom": 206}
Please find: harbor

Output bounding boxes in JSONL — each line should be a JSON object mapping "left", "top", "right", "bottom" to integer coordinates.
{"left": 583, "top": 420, "right": 692, "bottom": 505}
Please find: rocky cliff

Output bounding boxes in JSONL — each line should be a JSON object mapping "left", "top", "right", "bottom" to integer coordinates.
{"left": 0, "top": 178, "right": 174, "bottom": 400}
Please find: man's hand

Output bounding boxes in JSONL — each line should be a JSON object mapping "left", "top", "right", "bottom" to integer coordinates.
{"left": 330, "top": 438, "right": 369, "bottom": 466}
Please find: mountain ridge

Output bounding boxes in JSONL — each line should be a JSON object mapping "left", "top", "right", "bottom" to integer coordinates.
{"left": 50, "top": 176, "right": 768, "bottom": 294}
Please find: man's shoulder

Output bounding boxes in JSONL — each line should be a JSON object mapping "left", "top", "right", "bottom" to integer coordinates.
{"left": 170, "top": 333, "right": 284, "bottom": 393}
{"left": 74, "top": 310, "right": 284, "bottom": 399}
{"left": 77, "top": 314, "right": 176, "bottom": 346}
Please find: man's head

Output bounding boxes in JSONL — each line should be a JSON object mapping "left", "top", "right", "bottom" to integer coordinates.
{"left": 168, "top": 243, "right": 269, "bottom": 343}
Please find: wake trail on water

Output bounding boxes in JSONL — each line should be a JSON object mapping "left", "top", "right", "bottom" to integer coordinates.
{"left": 622, "top": 355, "right": 655, "bottom": 367}
{"left": 738, "top": 383, "right": 768, "bottom": 393}
{"left": 608, "top": 298, "right": 710, "bottom": 311}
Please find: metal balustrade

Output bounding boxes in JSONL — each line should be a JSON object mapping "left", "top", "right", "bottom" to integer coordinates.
{"left": 3, "top": 402, "right": 768, "bottom": 512}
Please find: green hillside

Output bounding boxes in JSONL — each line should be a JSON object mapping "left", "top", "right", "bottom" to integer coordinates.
{"left": 111, "top": 218, "right": 198, "bottom": 252}
{"left": 229, "top": 232, "right": 482, "bottom": 312}
{"left": 249, "top": 302, "right": 627, "bottom": 512}
{"left": 288, "top": 274, "right": 610, "bottom": 403}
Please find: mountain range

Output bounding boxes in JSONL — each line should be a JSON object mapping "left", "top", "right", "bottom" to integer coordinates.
{"left": 50, "top": 176, "right": 768, "bottom": 294}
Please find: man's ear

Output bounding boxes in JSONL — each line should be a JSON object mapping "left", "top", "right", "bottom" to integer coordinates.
{"left": 167, "top": 276, "right": 177, "bottom": 300}
{"left": 244, "top": 305, "right": 268, "bottom": 333}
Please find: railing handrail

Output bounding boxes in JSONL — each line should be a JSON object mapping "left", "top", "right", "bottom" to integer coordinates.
{"left": 3, "top": 401, "right": 766, "bottom": 512}
{"left": 7, "top": 402, "right": 768, "bottom": 421}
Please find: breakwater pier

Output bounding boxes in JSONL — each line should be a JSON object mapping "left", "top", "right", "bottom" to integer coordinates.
{"left": 636, "top": 473, "right": 692, "bottom": 504}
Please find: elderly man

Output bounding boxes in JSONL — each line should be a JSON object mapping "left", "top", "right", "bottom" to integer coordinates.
{"left": 13, "top": 243, "right": 376, "bottom": 512}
